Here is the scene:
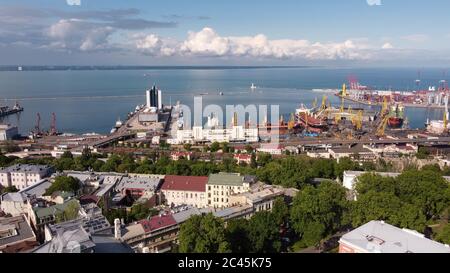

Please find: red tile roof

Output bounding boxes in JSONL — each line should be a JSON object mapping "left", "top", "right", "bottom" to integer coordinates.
{"left": 139, "top": 214, "right": 177, "bottom": 233}
{"left": 161, "top": 175, "right": 208, "bottom": 192}
{"left": 234, "top": 154, "right": 252, "bottom": 159}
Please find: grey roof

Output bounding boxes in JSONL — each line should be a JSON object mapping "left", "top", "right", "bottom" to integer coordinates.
{"left": 92, "top": 235, "right": 134, "bottom": 253}
{"left": 0, "top": 164, "right": 52, "bottom": 174}
{"left": 34, "top": 224, "right": 95, "bottom": 253}
{"left": 115, "top": 177, "right": 162, "bottom": 192}
{"left": 1, "top": 192, "right": 26, "bottom": 203}
{"left": 340, "top": 220, "right": 450, "bottom": 253}
{"left": 19, "top": 179, "right": 53, "bottom": 198}
{"left": 172, "top": 207, "right": 202, "bottom": 224}
{"left": 208, "top": 173, "right": 248, "bottom": 186}
{"left": 0, "top": 215, "right": 36, "bottom": 248}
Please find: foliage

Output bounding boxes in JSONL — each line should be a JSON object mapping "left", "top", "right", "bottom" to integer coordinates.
{"left": 45, "top": 176, "right": 81, "bottom": 196}
{"left": 179, "top": 214, "right": 230, "bottom": 253}
{"left": 436, "top": 223, "right": 450, "bottom": 245}
{"left": 290, "top": 181, "right": 348, "bottom": 247}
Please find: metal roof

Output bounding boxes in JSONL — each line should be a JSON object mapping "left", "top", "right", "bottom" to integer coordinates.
{"left": 340, "top": 221, "right": 450, "bottom": 253}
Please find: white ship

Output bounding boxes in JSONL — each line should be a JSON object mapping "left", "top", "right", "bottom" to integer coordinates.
{"left": 251, "top": 83, "right": 257, "bottom": 90}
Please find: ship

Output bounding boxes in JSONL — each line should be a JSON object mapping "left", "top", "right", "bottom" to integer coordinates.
{"left": 295, "top": 104, "right": 328, "bottom": 132}
{"left": 387, "top": 103, "right": 404, "bottom": 129}
{"left": 0, "top": 102, "right": 24, "bottom": 117}
{"left": 251, "top": 83, "right": 257, "bottom": 90}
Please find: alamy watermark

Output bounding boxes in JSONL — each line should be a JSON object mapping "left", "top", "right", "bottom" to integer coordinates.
{"left": 173, "top": 96, "right": 281, "bottom": 144}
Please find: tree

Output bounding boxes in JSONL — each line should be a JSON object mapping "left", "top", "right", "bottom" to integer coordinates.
{"left": 247, "top": 211, "right": 282, "bottom": 253}
{"left": 61, "top": 151, "right": 74, "bottom": 159}
{"left": 290, "top": 181, "right": 348, "bottom": 247}
{"left": 436, "top": 224, "right": 450, "bottom": 245}
{"left": 245, "top": 145, "right": 254, "bottom": 154}
{"left": 127, "top": 204, "right": 158, "bottom": 222}
{"left": 396, "top": 170, "right": 449, "bottom": 220}
{"left": 210, "top": 142, "right": 221, "bottom": 153}
{"left": 179, "top": 214, "right": 230, "bottom": 253}
{"left": 272, "top": 197, "right": 289, "bottom": 226}
{"left": 225, "top": 219, "right": 251, "bottom": 253}
{"left": 45, "top": 176, "right": 81, "bottom": 196}
{"left": 1, "top": 186, "right": 18, "bottom": 194}
{"left": 56, "top": 200, "right": 80, "bottom": 223}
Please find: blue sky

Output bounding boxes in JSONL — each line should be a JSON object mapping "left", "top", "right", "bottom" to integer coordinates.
{"left": 1, "top": 0, "right": 450, "bottom": 66}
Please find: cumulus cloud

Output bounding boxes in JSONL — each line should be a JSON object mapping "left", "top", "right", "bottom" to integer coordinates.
{"left": 382, "top": 42, "right": 394, "bottom": 49}
{"left": 134, "top": 27, "right": 373, "bottom": 60}
{"left": 46, "top": 19, "right": 114, "bottom": 51}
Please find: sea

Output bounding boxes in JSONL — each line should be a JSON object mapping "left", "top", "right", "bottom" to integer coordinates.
{"left": 0, "top": 66, "right": 448, "bottom": 135}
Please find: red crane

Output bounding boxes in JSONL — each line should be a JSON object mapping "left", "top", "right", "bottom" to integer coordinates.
{"left": 35, "top": 113, "right": 41, "bottom": 135}
{"left": 50, "top": 112, "right": 57, "bottom": 135}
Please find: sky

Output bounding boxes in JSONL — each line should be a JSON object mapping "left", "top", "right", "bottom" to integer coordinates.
{"left": 1, "top": 0, "right": 450, "bottom": 66}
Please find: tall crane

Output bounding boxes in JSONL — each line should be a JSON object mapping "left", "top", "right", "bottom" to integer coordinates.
{"left": 50, "top": 112, "right": 57, "bottom": 136}
{"left": 35, "top": 113, "right": 41, "bottom": 135}
{"left": 288, "top": 113, "right": 296, "bottom": 130}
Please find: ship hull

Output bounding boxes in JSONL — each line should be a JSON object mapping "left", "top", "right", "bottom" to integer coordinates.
{"left": 388, "top": 117, "right": 404, "bottom": 129}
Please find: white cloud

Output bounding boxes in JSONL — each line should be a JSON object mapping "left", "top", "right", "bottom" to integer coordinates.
{"left": 46, "top": 19, "right": 114, "bottom": 51}
{"left": 134, "top": 27, "right": 373, "bottom": 60}
{"left": 382, "top": 42, "right": 394, "bottom": 49}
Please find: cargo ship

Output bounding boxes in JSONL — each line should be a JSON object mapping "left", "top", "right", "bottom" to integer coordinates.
{"left": 295, "top": 104, "right": 328, "bottom": 132}
{"left": 0, "top": 102, "right": 24, "bottom": 117}
{"left": 387, "top": 103, "right": 404, "bottom": 129}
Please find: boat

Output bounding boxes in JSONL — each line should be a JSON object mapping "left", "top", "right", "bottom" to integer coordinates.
{"left": 219, "top": 91, "right": 224, "bottom": 96}
{"left": 295, "top": 104, "right": 328, "bottom": 130}
{"left": 251, "top": 83, "right": 257, "bottom": 90}
{"left": 387, "top": 103, "right": 404, "bottom": 129}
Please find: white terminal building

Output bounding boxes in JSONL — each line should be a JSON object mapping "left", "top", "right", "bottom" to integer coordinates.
{"left": 170, "top": 113, "right": 259, "bottom": 144}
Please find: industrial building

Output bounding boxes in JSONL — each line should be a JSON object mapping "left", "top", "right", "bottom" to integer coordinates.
{"left": 0, "top": 124, "right": 18, "bottom": 141}
{"left": 170, "top": 114, "right": 259, "bottom": 144}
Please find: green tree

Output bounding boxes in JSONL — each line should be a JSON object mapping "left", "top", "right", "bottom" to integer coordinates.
{"left": 290, "top": 181, "right": 348, "bottom": 247}
{"left": 45, "top": 176, "right": 81, "bottom": 196}
{"left": 396, "top": 170, "right": 449, "bottom": 220}
{"left": 210, "top": 142, "right": 221, "bottom": 153}
{"left": 179, "top": 214, "right": 230, "bottom": 253}
{"left": 247, "top": 211, "right": 282, "bottom": 253}
{"left": 436, "top": 224, "right": 450, "bottom": 245}
{"left": 225, "top": 219, "right": 251, "bottom": 253}
{"left": 272, "top": 197, "right": 289, "bottom": 226}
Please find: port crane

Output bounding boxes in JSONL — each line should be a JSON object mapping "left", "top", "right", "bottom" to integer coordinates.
{"left": 376, "top": 97, "right": 390, "bottom": 137}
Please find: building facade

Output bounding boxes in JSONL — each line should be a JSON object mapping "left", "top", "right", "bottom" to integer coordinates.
{"left": 206, "top": 173, "right": 255, "bottom": 209}
{"left": 161, "top": 175, "right": 208, "bottom": 208}
{"left": 0, "top": 164, "right": 54, "bottom": 190}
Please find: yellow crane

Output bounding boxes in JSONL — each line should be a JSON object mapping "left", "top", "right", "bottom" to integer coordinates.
{"left": 321, "top": 95, "right": 328, "bottom": 110}
{"left": 352, "top": 110, "right": 363, "bottom": 131}
{"left": 376, "top": 115, "right": 390, "bottom": 137}
{"left": 288, "top": 113, "right": 296, "bottom": 130}
{"left": 444, "top": 111, "right": 448, "bottom": 134}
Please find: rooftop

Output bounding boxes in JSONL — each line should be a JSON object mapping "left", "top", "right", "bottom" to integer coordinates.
{"left": 340, "top": 220, "right": 450, "bottom": 253}
{"left": 19, "top": 179, "right": 53, "bottom": 198}
{"left": 0, "top": 164, "right": 52, "bottom": 174}
{"left": 115, "top": 176, "right": 162, "bottom": 192}
{"left": 161, "top": 175, "right": 208, "bottom": 192}
{"left": 208, "top": 173, "right": 253, "bottom": 186}
{"left": 139, "top": 214, "right": 177, "bottom": 233}
{"left": 33, "top": 199, "right": 79, "bottom": 219}
{"left": 0, "top": 215, "right": 36, "bottom": 250}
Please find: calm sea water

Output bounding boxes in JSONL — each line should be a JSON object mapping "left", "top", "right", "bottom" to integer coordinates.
{"left": 0, "top": 67, "right": 448, "bottom": 134}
